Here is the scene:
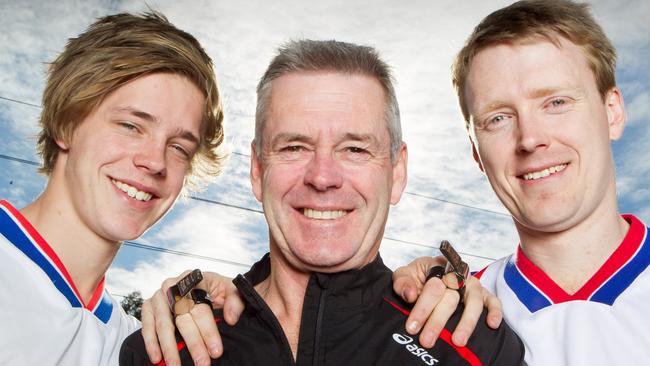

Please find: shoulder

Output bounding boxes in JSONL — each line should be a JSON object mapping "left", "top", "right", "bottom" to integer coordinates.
{"left": 119, "top": 327, "right": 152, "bottom": 366}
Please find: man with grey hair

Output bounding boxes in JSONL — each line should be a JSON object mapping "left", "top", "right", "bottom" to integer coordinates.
{"left": 120, "top": 39, "right": 524, "bottom": 365}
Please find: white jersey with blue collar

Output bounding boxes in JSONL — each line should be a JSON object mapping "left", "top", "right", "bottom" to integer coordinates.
{"left": 476, "top": 214, "right": 650, "bottom": 365}
{"left": 0, "top": 200, "right": 140, "bottom": 365}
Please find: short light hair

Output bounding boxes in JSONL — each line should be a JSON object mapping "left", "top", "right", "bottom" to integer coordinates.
{"left": 38, "top": 12, "right": 225, "bottom": 189}
{"left": 452, "top": 0, "right": 617, "bottom": 128}
{"left": 255, "top": 39, "right": 402, "bottom": 161}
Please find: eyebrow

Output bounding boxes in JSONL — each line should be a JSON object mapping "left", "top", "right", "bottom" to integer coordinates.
{"left": 269, "top": 132, "right": 378, "bottom": 147}
{"left": 342, "top": 132, "right": 376, "bottom": 144}
{"left": 113, "top": 106, "right": 158, "bottom": 123}
{"left": 112, "top": 106, "right": 200, "bottom": 145}
{"left": 475, "top": 86, "right": 583, "bottom": 117}
{"left": 270, "top": 133, "right": 311, "bottom": 147}
{"left": 475, "top": 100, "right": 511, "bottom": 118}
{"left": 528, "top": 87, "right": 566, "bottom": 99}
{"left": 175, "top": 129, "right": 200, "bottom": 146}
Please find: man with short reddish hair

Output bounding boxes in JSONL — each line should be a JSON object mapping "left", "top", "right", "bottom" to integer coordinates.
{"left": 394, "top": 1, "right": 650, "bottom": 364}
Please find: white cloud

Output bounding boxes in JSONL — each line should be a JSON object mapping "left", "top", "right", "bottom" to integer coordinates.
{"left": 107, "top": 201, "right": 268, "bottom": 297}
{"left": 626, "top": 92, "right": 650, "bottom": 126}
{"left": 2, "top": 0, "right": 648, "bottom": 300}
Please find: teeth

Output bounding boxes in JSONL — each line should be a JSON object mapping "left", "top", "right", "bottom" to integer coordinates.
{"left": 522, "top": 164, "right": 567, "bottom": 181}
{"left": 303, "top": 208, "right": 348, "bottom": 220}
{"left": 112, "top": 179, "right": 153, "bottom": 202}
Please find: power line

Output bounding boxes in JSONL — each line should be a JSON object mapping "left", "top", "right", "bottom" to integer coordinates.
{"left": 188, "top": 195, "right": 263, "bottom": 214}
{"left": 0, "top": 152, "right": 508, "bottom": 219}
{"left": 1, "top": 93, "right": 507, "bottom": 262}
{"left": 0, "top": 156, "right": 499, "bottom": 262}
{"left": 123, "top": 241, "right": 252, "bottom": 268}
{"left": 0, "top": 95, "right": 41, "bottom": 109}
{"left": 382, "top": 236, "right": 496, "bottom": 261}
{"left": 0, "top": 153, "right": 40, "bottom": 167}
{"left": 220, "top": 150, "right": 511, "bottom": 217}
{"left": 404, "top": 192, "right": 509, "bottom": 217}
{"left": 0, "top": 93, "right": 510, "bottom": 217}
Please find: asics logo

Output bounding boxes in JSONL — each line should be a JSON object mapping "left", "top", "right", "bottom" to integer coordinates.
{"left": 392, "top": 333, "right": 438, "bottom": 365}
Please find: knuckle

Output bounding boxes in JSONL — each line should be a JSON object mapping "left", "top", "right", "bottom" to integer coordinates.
{"left": 189, "top": 303, "right": 210, "bottom": 317}
{"left": 424, "top": 279, "right": 446, "bottom": 296}
{"left": 442, "top": 288, "right": 460, "bottom": 304}
{"left": 192, "top": 353, "right": 210, "bottom": 366}
{"left": 162, "top": 278, "right": 177, "bottom": 289}
{"left": 174, "top": 313, "right": 191, "bottom": 328}
{"left": 142, "top": 298, "right": 152, "bottom": 309}
{"left": 411, "top": 305, "right": 432, "bottom": 319}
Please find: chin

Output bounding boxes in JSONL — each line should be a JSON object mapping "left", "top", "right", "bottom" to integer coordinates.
{"left": 103, "top": 223, "right": 147, "bottom": 242}
{"left": 515, "top": 211, "right": 579, "bottom": 234}
{"left": 295, "top": 249, "right": 358, "bottom": 272}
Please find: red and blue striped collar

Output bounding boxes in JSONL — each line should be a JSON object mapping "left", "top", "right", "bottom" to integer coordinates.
{"left": 502, "top": 214, "right": 649, "bottom": 313}
{"left": 0, "top": 200, "right": 113, "bottom": 323}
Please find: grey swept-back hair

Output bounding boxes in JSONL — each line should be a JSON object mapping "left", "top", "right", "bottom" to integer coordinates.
{"left": 254, "top": 39, "right": 402, "bottom": 161}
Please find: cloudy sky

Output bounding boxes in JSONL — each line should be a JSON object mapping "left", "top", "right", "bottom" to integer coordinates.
{"left": 1, "top": 0, "right": 648, "bottom": 300}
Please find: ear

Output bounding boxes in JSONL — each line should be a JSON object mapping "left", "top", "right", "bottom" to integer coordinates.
{"left": 250, "top": 141, "right": 264, "bottom": 202}
{"left": 605, "top": 87, "right": 626, "bottom": 141}
{"left": 469, "top": 135, "right": 484, "bottom": 172}
{"left": 55, "top": 137, "right": 70, "bottom": 151}
{"left": 390, "top": 143, "right": 408, "bottom": 205}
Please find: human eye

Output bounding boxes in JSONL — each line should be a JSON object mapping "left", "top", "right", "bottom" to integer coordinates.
{"left": 481, "top": 113, "right": 512, "bottom": 131}
{"left": 170, "top": 144, "right": 192, "bottom": 160}
{"left": 118, "top": 121, "right": 139, "bottom": 131}
{"left": 341, "top": 145, "right": 372, "bottom": 161}
{"left": 491, "top": 115, "right": 506, "bottom": 124}
{"left": 280, "top": 145, "right": 305, "bottom": 153}
{"left": 545, "top": 97, "right": 572, "bottom": 113}
{"left": 346, "top": 146, "right": 369, "bottom": 154}
{"left": 276, "top": 144, "right": 310, "bottom": 161}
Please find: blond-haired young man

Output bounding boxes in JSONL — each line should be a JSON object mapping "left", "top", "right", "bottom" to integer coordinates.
{"left": 0, "top": 12, "right": 224, "bottom": 365}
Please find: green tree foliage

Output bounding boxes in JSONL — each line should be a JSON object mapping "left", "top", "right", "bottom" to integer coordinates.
{"left": 120, "top": 291, "right": 144, "bottom": 321}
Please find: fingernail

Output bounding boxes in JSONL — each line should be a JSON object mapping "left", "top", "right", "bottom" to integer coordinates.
{"left": 407, "top": 321, "right": 418, "bottom": 333}
{"left": 210, "top": 344, "right": 220, "bottom": 357}
{"left": 420, "top": 331, "right": 433, "bottom": 348}
{"left": 488, "top": 315, "right": 500, "bottom": 328}
{"left": 454, "top": 331, "right": 467, "bottom": 346}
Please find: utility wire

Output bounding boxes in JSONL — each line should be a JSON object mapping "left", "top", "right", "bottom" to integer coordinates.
{"left": 1, "top": 95, "right": 506, "bottom": 262}
{"left": 404, "top": 192, "right": 509, "bottom": 217}
{"left": 0, "top": 93, "right": 510, "bottom": 216}
{"left": 0, "top": 153, "right": 40, "bottom": 167}
{"left": 0, "top": 152, "right": 508, "bottom": 218}
{"left": 0, "top": 95, "right": 41, "bottom": 109}
{"left": 0, "top": 152, "right": 499, "bottom": 262}
{"left": 123, "top": 241, "right": 252, "bottom": 268}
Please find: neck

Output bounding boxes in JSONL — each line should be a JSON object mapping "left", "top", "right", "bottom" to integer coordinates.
{"left": 20, "top": 181, "right": 119, "bottom": 305}
{"left": 515, "top": 195, "right": 628, "bottom": 294}
{"left": 254, "top": 246, "right": 311, "bottom": 360}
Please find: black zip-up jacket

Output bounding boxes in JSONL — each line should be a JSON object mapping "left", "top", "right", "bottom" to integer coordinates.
{"left": 121, "top": 254, "right": 524, "bottom": 366}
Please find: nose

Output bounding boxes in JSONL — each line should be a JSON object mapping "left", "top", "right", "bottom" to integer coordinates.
{"left": 133, "top": 140, "right": 167, "bottom": 177}
{"left": 516, "top": 111, "right": 550, "bottom": 154}
{"left": 303, "top": 150, "right": 343, "bottom": 191}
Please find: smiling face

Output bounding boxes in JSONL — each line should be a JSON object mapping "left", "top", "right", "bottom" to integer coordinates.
{"left": 53, "top": 72, "right": 205, "bottom": 242}
{"left": 465, "top": 37, "right": 626, "bottom": 234}
{"left": 251, "top": 71, "right": 407, "bottom": 273}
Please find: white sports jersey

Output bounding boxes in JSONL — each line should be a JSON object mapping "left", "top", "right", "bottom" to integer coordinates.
{"left": 0, "top": 200, "right": 140, "bottom": 365}
{"left": 476, "top": 214, "right": 650, "bottom": 365}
